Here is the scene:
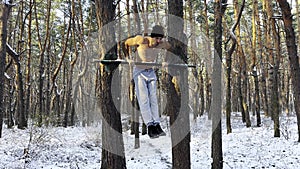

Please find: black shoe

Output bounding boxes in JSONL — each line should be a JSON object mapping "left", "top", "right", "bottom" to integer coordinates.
{"left": 148, "top": 125, "right": 159, "bottom": 139}
{"left": 155, "top": 124, "right": 166, "bottom": 136}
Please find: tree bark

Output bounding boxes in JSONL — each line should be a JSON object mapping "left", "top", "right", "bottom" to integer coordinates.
{"left": 187, "top": 0, "right": 200, "bottom": 119}
{"left": 6, "top": 43, "right": 26, "bottom": 129}
{"left": 264, "top": 0, "right": 275, "bottom": 118}
{"left": 132, "top": 0, "right": 141, "bottom": 33}
{"left": 235, "top": 0, "right": 248, "bottom": 125}
{"left": 251, "top": 0, "right": 261, "bottom": 127}
{"left": 3, "top": 2, "right": 27, "bottom": 129}
{"left": 296, "top": 0, "right": 300, "bottom": 52}
{"left": 253, "top": 0, "right": 262, "bottom": 126}
{"left": 0, "top": 2, "right": 11, "bottom": 137}
{"left": 277, "top": 0, "right": 300, "bottom": 142}
{"left": 203, "top": 0, "right": 212, "bottom": 119}
{"left": 167, "top": 0, "right": 191, "bottom": 168}
{"left": 25, "top": 0, "right": 33, "bottom": 125}
{"left": 270, "top": 15, "right": 281, "bottom": 137}
{"left": 211, "top": 0, "right": 226, "bottom": 168}
{"left": 225, "top": 0, "right": 245, "bottom": 134}
{"left": 225, "top": 43, "right": 232, "bottom": 134}
{"left": 95, "top": 0, "right": 127, "bottom": 168}
{"left": 130, "top": 0, "right": 142, "bottom": 145}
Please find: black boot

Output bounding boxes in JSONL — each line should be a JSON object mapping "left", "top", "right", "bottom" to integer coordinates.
{"left": 155, "top": 124, "right": 166, "bottom": 136}
{"left": 148, "top": 125, "right": 159, "bottom": 139}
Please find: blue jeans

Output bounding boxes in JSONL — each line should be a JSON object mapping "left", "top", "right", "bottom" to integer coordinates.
{"left": 133, "top": 67, "right": 160, "bottom": 126}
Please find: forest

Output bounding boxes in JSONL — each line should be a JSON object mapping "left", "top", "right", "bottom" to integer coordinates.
{"left": 0, "top": 0, "right": 300, "bottom": 168}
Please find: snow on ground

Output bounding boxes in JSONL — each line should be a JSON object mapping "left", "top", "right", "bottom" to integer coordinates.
{"left": 0, "top": 113, "right": 299, "bottom": 169}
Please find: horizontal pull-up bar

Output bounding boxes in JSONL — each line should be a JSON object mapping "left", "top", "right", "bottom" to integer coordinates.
{"left": 94, "top": 59, "right": 197, "bottom": 68}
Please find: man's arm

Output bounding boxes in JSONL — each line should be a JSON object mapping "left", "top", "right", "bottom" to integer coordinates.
{"left": 124, "top": 35, "right": 145, "bottom": 47}
{"left": 122, "top": 35, "right": 145, "bottom": 58}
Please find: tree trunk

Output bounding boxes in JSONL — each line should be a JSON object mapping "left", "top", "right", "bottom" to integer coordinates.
{"left": 25, "top": 0, "right": 33, "bottom": 124}
{"left": 167, "top": 0, "right": 191, "bottom": 168}
{"left": 45, "top": 36, "right": 51, "bottom": 126}
{"left": 199, "top": 66, "right": 205, "bottom": 116}
{"left": 130, "top": 0, "right": 142, "bottom": 144}
{"left": 229, "top": 0, "right": 245, "bottom": 131}
{"left": 206, "top": 72, "right": 212, "bottom": 119}
{"left": 132, "top": 0, "right": 141, "bottom": 33}
{"left": 68, "top": 0, "right": 81, "bottom": 126}
{"left": 38, "top": 43, "right": 45, "bottom": 126}
{"left": 235, "top": 0, "right": 247, "bottom": 125}
{"left": 264, "top": 0, "right": 275, "bottom": 118}
{"left": 187, "top": 0, "right": 200, "bottom": 119}
{"left": 4, "top": 1, "right": 27, "bottom": 129}
{"left": 13, "top": 55, "right": 26, "bottom": 129}
{"left": 141, "top": 0, "right": 149, "bottom": 32}
{"left": 277, "top": 0, "right": 300, "bottom": 142}
{"left": 237, "top": 72, "right": 244, "bottom": 117}
{"left": 203, "top": 0, "right": 212, "bottom": 119}
{"left": 241, "top": 59, "right": 251, "bottom": 127}
{"left": 203, "top": 0, "right": 210, "bottom": 37}
{"left": 72, "top": 2, "right": 88, "bottom": 126}
{"left": 253, "top": 70, "right": 261, "bottom": 126}
{"left": 296, "top": 0, "right": 300, "bottom": 52}
{"left": 251, "top": 0, "right": 261, "bottom": 127}
{"left": 270, "top": 15, "right": 281, "bottom": 137}
{"left": 34, "top": 0, "right": 51, "bottom": 126}
{"left": 6, "top": 43, "right": 27, "bottom": 129}
{"left": 211, "top": 0, "right": 225, "bottom": 168}
{"left": 253, "top": 0, "right": 262, "bottom": 126}
{"left": 225, "top": 44, "right": 232, "bottom": 134}
{"left": 0, "top": 2, "right": 11, "bottom": 137}
{"left": 225, "top": 0, "right": 245, "bottom": 134}
{"left": 95, "top": 0, "right": 127, "bottom": 168}
{"left": 271, "top": 63, "right": 280, "bottom": 137}
{"left": 7, "top": 79, "right": 15, "bottom": 128}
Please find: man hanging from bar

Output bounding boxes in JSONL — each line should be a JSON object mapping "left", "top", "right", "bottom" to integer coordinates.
{"left": 123, "top": 25, "right": 171, "bottom": 138}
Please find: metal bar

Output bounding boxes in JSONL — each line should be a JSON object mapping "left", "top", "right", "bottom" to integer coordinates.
{"left": 94, "top": 59, "right": 197, "bottom": 68}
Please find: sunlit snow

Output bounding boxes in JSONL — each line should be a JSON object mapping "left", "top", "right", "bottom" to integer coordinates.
{"left": 0, "top": 112, "right": 299, "bottom": 169}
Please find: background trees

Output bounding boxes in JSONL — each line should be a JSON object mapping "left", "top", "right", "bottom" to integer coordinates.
{"left": 1, "top": 0, "right": 300, "bottom": 168}
{"left": 0, "top": 0, "right": 12, "bottom": 137}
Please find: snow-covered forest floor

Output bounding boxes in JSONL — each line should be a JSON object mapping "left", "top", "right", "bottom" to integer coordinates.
{"left": 0, "top": 112, "right": 299, "bottom": 169}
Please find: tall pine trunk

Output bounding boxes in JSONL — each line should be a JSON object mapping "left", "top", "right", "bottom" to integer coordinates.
{"left": 235, "top": 0, "right": 249, "bottom": 125}
{"left": 203, "top": 0, "right": 212, "bottom": 119}
{"left": 95, "top": 0, "right": 126, "bottom": 168}
{"left": 277, "top": 0, "right": 300, "bottom": 142}
{"left": 254, "top": 0, "right": 262, "bottom": 126}
{"left": 167, "top": 0, "right": 191, "bottom": 168}
{"left": 251, "top": 0, "right": 261, "bottom": 127}
{"left": 25, "top": 0, "right": 33, "bottom": 124}
{"left": 0, "top": 2, "right": 11, "bottom": 137}
{"left": 225, "top": 42, "right": 232, "bottom": 134}
{"left": 34, "top": 0, "right": 51, "bottom": 126}
{"left": 211, "top": 0, "right": 226, "bottom": 168}
{"left": 12, "top": 53, "right": 26, "bottom": 129}
{"left": 226, "top": 0, "right": 245, "bottom": 134}
{"left": 270, "top": 15, "right": 281, "bottom": 137}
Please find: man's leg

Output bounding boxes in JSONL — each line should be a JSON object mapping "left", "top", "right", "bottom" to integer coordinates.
{"left": 148, "top": 79, "right": 160, "bottom": 124}
{"left": 134, "top": 75, "right": 152, "bottom": 125}
{"left": 134, "top": 71, "right": 160, "bottom": 138}
{"left": 148, "top": 79, "right": 166, "bottom": 136}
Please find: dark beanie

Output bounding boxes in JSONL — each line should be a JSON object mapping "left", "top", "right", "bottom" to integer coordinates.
{"left": 151, "top": 25, "right": 164, "bottom": 38}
